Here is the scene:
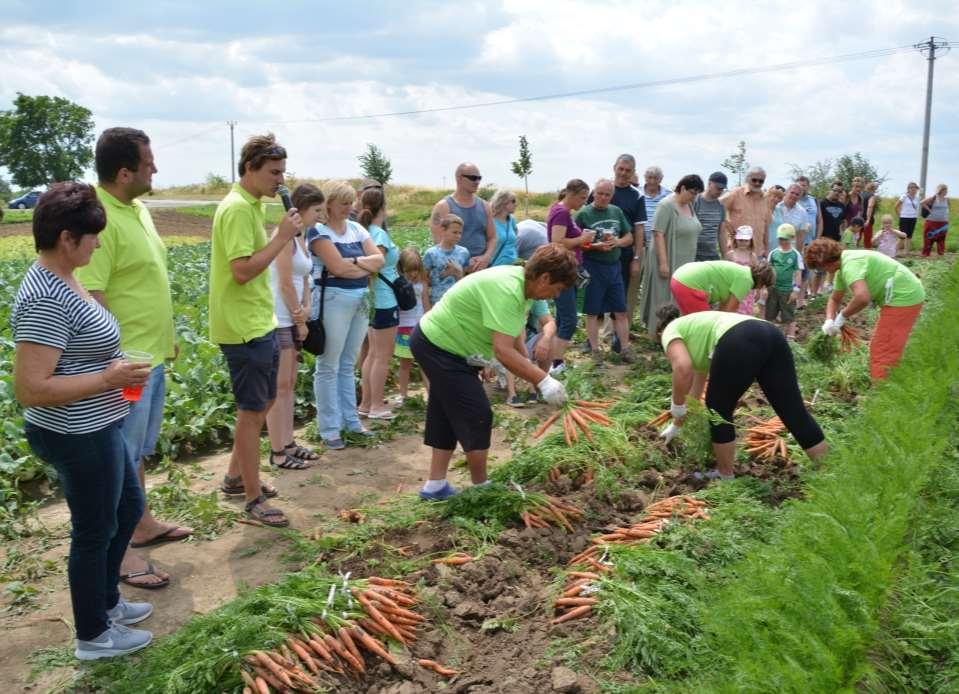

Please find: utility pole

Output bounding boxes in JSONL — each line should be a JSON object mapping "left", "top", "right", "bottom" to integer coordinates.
{"left": 227, "top": 120, "right": 237, "bottom": 183}
{"left": 915, "top": 37, "right": 950, "bottom": 195}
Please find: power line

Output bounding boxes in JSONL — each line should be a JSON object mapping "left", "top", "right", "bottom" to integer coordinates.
{"left": 262, "top": 44, "right": 915, "bottom": 125}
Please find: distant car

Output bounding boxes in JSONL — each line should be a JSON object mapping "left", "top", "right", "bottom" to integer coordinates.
{"left": 9, "top": 191, "right": 41, "bottom": 209}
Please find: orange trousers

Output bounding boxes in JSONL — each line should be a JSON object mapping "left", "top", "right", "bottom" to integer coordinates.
{"left": 870, "top": 303, "right": 923, "bottom": 380}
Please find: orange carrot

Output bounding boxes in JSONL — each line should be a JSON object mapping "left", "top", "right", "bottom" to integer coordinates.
{"left": 562, "top": 415, "right": 572, "bottom": 446}
{"left": 565, "top": 412, "right": 579, "bottom": 443}
{"left": 353, "top": 627, "right": 399, "bottom": 666}
{"left": 533, "top": 411, "right": 562, "bottom": 438}
{"left": 551, "top": 604, "right": 594, "bottom": 624}
{"left": 367, "top": 577, "right": 411, "bottom": 588}
{"left": 575, "top": 399, "right": 610, "bottom": 408}
{"left": 354, "top": 593, "right": 405, "bottom": 643}
{"left": 431, "top": 554, "right": 473, "bottom": 565}
{"left": 339, "top": 626, "right": 364, "bottom": 667}
{"left": 568, "top": 409, "right": 595, "bottom": 442}
{"left": 288, "top": 638, "right": 319, "bottom": 674}
{"left": 251, "top": 651, "right": 293, "bottom": 688}
{"left": 418, "top": 659, "right": 459, "bottom": 677}
{"left": 568, "top": 570, "right": 602, "bottom": 580}
{"left": 253, "top": 675, "right": 271, "bottom": 694}
{"left": 555, "top": 596, "right": 599, "bottom": 607}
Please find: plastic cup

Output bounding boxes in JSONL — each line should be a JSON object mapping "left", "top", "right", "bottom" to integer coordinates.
{"left": 121, "top": 350, "right": 153, "bottom": 402}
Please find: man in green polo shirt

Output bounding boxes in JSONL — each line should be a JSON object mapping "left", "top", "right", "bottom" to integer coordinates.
{"left": 78, "top": 127, "right": 186, "bottom": 590}
{"left": 210, "top": 133, "right": 302, "bottom": 528}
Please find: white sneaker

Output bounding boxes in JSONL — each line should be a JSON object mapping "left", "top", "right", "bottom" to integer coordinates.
{"left": 106, "top": 596, "right": 153, "bottom": 626}
{"left": 75, "top": 623, "right": 153, "bottom": 660}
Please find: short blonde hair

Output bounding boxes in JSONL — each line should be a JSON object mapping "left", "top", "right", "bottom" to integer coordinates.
{"left": 318, "top": 180, "right": 355, "bottom": 223}
{"left": 881, "top": 213, "right": 893, "bottom": 224}
{"left": 440, "top": 213, "right": 463, "bottom": 229}
{"left": 489, "top": 190, "right": 516, "bottom": 218}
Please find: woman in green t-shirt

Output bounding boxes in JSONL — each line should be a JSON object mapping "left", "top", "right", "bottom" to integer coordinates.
{"left": 670, "top": 259, "right": 775, "bottom": 314}
{"left": 657, "top": 307, "right": 827, "bottom": 479}
{"left": 804, "top": 238, "right": 925, "bottom": 380}
{"left": 410, "top": 244, "right": 577, "bottom": 501}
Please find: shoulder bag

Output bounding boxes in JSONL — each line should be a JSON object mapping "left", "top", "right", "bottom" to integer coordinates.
{"left": 302, "top": 270, "right": 327, "bottom": 355}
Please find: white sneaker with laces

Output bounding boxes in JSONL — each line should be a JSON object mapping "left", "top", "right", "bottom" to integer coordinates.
{"left": 75, "top": 623, "right": 153, "bottom": 660}
{"left": 106, "top": 596, "right": 153, "bottom": 626}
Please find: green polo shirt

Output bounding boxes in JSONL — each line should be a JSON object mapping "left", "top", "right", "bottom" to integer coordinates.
{"left": 208, "top": 184, "right": 277, "bottom": 344}
{"left": 420, "top": 265, "right": 531, "bottom": 360}
{"left": 76, "top": 187, "right": 174, "bottom": 367}
{"left": 834, "top": 250, "right": 925, "bottom": 307}
{"left": 673, "top": 260, "right": 754, "bottom": 304}
{"left": 661, "top": 311, "right": 757, "bottom": 372}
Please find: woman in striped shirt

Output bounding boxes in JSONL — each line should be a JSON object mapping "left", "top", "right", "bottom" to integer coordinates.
{"left": 12, "top": 183, "right": 154, "bottom": 661}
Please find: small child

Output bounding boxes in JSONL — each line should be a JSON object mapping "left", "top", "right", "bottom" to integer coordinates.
{"left": 423, "top": 214, "right": 471, "bottom": 305}
{"left": 394, "top": 247, "right": 431, "bottom": 404}
{"left": 844, "top": 216, "right": 864, "bottom": 247}
{"left": 725, "top": 225, "right": 758, "bottom": 316}
{"left": 766, "top": 224, "right": 804, "bottom": 339}
{"left": 873, "top": 214, "right": 907, "bottom": 258}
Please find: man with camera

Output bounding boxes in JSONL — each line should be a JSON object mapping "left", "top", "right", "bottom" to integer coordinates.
{"left": 575, "top": 178, "right": 635, "bottom": 363}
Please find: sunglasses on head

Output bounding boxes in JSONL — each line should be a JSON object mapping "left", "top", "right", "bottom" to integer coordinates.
{"left": 461, "top": 174, "right": 482, "bottom": 182}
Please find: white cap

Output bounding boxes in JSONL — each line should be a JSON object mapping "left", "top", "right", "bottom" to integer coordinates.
{"left": 734, "top": 225, "right": 754, "bottom": 240}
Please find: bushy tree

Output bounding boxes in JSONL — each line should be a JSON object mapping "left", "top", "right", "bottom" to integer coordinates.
{"left": 788, "top": 153, "right": 887, "bottom": 198}
{"left": 722, "top": 141, "right": 748, "bottom": 186}
{"left": 358, "top": 143, "right": 393, "bottom": 185}
{"left": 510, "top": 135, "right": 533, "bottom": 216}
{"left": 0, "top": 93, "right": 94, "bottom": 187}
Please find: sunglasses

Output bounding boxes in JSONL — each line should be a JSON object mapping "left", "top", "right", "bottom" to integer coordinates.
{"left": 750, "top": 178, "right": 765, "bottom": 184}
{"left": 461, "top": 174, "right": 482, "bottom": 182}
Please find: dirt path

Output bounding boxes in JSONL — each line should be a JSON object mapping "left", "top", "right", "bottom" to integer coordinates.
{"left": 0, "top": 418, "right": 517, "bottom": 691}
{"left": 1, "top": 208, "right": 211, "bottom": 239}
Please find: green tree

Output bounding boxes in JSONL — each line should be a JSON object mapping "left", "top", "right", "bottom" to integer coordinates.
{"left": 510, "top": 135, "right": 533, "bottom": 216}
{"left": 721, "top": 140, "right": 748, "bottom": 186}
{"left": 357, "top": 143, "right": 393, "bottom": 185}
{"left": 788, "top": 153, "right": 887, "bottom": 198}
{"left": 0, "top": 93, "right": 95, "bottom": 187}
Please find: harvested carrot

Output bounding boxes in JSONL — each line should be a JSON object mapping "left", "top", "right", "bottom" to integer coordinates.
{"left": 431, "top": 553, "right": 474, "bottom": 565}
{"left": 568, "top": 408, "right": 595, "bottom": 442}
{"left": 353, "top": 626, "right": 398, "bottom": 666}
{"left": 250, "top": 651, "right": 293, "bottom": 689}
{"left": 551, "top": 604, "right": 594, "bottom": 624}
{"left": 533, "top": 411, "right": 563, "bottom": 438}
{"left": 565, "top": 412, "right": 579, "bottom": 442}
{"left": 418, "top": 659, "right": 459, "bottom": 677}
{"left": 288, "top": 638, "right": 319, "bottom": 674}
{"left": 574, "top": 399, "right": 610, "bottom": 408}
{"left": 555, "top": 596, "right": 599, "bottom": 607}
{"left": 253, "top": 675, "right": 271, "bottom": 694}
{"left": 354, "top": 593, "right": 405, "bottom": 644}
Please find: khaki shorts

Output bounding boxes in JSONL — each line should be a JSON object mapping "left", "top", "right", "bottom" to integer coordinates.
{"left": 764, "top": 288, "right": 795, "bottom": 324}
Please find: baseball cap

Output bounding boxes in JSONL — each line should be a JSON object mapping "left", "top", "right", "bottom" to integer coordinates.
{"left": 734, "top": 225, "right": 754, "bottom": 240}
{"left": 776, "top": 223, "right": 796, "bottom": 240}
{"left": 708, "top": 171, "right": 728, "bottom": 190}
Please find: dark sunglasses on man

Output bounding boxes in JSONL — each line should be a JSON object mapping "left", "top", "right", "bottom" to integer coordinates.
{"left": 461, "top": 174, "right": 482, "bottom": 182}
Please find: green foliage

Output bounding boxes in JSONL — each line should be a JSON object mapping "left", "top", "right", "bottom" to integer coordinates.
{"left": 510, "top": 135, "right": 533, "bottom": 216}
{"left": 0, "top": 208, "right": 32, "bottom": 225}
{"left": 0, "top": 93, "right": 94, "bottom": 186}
{"left": 683, "top": 264, "right": 959, "bottom": 692}
{"left": 721, "top": 141, "right": 747, "bottom": 186}
{"left": 788, "top": 152, "right": 887, "bottom": 198}
{"left": 357, "top": 143, "right": 393, "bottom": 185}
{"left": 806, "top": 329, "right": 839, "bottom": 362}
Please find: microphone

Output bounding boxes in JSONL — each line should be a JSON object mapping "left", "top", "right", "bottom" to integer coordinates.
{"left": 277, "top": 185, "right": 293, "bottom": 211}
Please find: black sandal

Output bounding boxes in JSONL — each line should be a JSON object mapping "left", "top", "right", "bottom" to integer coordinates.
{"left": 271, "top": 449, "right": 311, "bottom": 470}
{"left": 284, "top": 440, "right": 320, "bottom": 462}
{"left": 220, "top": 475, "right": 278, "bottom": 498}
{"left": 244, "top": 495, "right": 289, "bottom": 527}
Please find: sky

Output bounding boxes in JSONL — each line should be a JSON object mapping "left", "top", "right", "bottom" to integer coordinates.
{"left": 1, "top": 0, "right": 957, "bottom": 196}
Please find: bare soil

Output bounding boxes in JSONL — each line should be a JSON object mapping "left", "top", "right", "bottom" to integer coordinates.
{"left": 0, "top": 209, "right": 211, "bottom": 239}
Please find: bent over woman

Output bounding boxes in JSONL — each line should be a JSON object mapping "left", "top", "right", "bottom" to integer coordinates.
{"left": 657, "top": 307, "right": 827, "bottom": 479}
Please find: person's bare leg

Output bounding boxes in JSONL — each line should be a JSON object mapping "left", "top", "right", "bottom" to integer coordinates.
{"left": 266, "top": 348, "right": 296, "bottom": 463}
{"left": 505, "top": 371, "right": 517, "bottom": 400}
{"left": 227, "top": 405, "right": 273, "bottom": 503}
{"left": 397, "top": 358, "right": 412, "bottom": 398}
{"left": 368, "top": 327, "right": 397, "bottom": 414}
{"left": 805, "top": 440, "right": 828, "bottom": 460}
{"left": 613, "top": 312, "right": 629, "bottom": 349}
{"left": 465, "top": 449, "right": 489, "bottom": 484}
{"left": 712, "top": 441, "right": 736, "bottom": 477}
{"left": 119, "top": 458, "right": 177, "bottom": 586}
{"left": 359, "top": 330, "right": 374, "bottom": 412}
{"left": 428, "top": 448, "right": 454, "bottom": 481}
{"left": 586, "top": 316, "right": 600, "bottom": 351}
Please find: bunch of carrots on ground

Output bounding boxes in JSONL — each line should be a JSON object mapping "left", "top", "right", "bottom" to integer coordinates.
{"left": 551, "top": 495, "right": 709, "bottom": 626}
{"left": 520, "top": 493, "right": 584, "bottom": 531}
{"left": 533, "top": 399, "right": 614, "bottom": 445}
{"left": 744, "top": 415, "right": 790, "bottom": 462}
{"left": 237, "top": 576, "right": 457, "bottom": 692}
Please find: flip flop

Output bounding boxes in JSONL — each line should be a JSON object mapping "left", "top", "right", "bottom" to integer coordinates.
{"left": 120, "top": 561, "right": 170, "bottom": 590}
{"left": 129, "top": 526, "right": 193, "bottom": 548}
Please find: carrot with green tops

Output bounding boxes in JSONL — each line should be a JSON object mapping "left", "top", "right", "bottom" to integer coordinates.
{"left": 353, "top": 626, "right": 399, "bottom": 666}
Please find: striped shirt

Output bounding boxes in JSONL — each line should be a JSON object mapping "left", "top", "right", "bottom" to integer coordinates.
{"left": 12, "top": 263, "right": 128, "bottom": 434}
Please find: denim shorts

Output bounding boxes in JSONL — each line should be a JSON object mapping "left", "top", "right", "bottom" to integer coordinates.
{"left": 582, "top": 258, "right": 626, "bottom": 315}
{"left": 120, "top": 363, "right": 166, "bottom": 460}
{"left": 554, "top": 285, "right": 578, "bottom": 340}
{"left": 220, "top": 331, "right": 279, "bottom": 412}
{"left": 371, "top": 306, "right": 400, "bottom": 329}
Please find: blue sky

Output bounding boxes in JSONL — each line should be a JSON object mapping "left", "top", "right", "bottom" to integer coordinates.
{"left": 1, "top": 0, "right": 957, "bottom": 197}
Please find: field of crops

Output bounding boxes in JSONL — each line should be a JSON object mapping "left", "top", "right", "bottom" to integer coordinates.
{"left": 1, "top": 230, "right": 957, "bottom": 693}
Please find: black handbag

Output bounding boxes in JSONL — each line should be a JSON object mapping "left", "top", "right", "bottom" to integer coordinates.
{"left": 302, "top": 271, "right": 327, "bottom": 356}
{"left": 378, "top": 274, "right": 418, "bottom": 311}
{"left": 921, "top": 204, "right": 931, "bottom": 219}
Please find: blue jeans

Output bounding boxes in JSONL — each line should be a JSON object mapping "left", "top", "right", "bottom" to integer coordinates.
{"left": 25, "top": 420, "right": 144, "bottom": 640}
{"left": 120, "top": 363, "right": 165, "bottom": 461}
{"left": 313, "top": 288, "right": 369, "bottom": 440}
{"left": 554, "top": 284, "right": 578, "bottom": 340}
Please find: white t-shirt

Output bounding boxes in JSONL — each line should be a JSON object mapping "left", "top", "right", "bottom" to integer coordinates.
{"left": 269, "top": 237, "right": 313, "bottom": 327}
{"left": 898, "top": 194, "right": 920, "bottom": 219}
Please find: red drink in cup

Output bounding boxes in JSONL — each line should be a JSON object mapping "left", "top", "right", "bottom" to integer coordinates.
{"left": 122, "top": 350, "right": 153, "bottom": 402}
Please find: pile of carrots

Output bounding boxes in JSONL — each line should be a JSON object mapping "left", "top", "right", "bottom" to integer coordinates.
{"left": 744, "top": 416, "right": 790, "bottom": 462}
{"left": 237, "top": 576, "right": 432, "bottom": 692}
{"left": 520, "top": 493, "right": 584, "bottom": 532}
{"left": 550, "top": 496, "right": 710, "bottom": 625}
{"left": 839, "top": 324, "right": 863, "bottom": 352}
{"left": 548, "top": 466, "right": 594, "bottom": 485}
{"left": 533, "top": 399, "right": 614, "bottom": 445}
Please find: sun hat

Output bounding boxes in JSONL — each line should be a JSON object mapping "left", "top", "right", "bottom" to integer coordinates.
{"left": 734, "top": 225, "right": 754, "bottom": 240}
{"left": 776, "top": 223, "right": 796, "bottom": 239}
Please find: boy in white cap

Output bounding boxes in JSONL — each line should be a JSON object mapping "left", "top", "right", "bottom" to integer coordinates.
{"left": 766, "top": 223, "right": 804, "bottom": 338}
